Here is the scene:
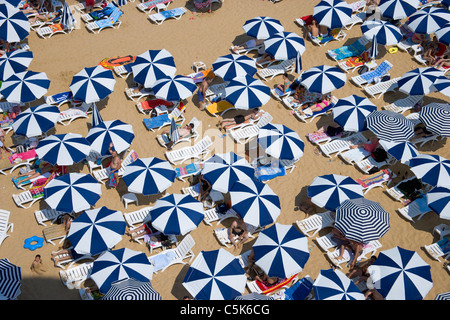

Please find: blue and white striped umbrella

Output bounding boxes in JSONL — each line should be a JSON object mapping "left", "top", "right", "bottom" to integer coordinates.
{"left": 300, "top": 65, "right": 346, "bottom": 94}
{"left": 0, "top": 3, "right": 29, "bottom": 42}
{"left": 169, "top": 116, "right": 179, "bottom": 144}
{"left": 335, "top": 198, "right": 390, "bottom": 243}
{"left": 201, "top": 152, "right": 255, "bottom": 193}
{"left": 61, "top": 1, "right": 75, "bottom": 28}
{"left": 69, "top": 65, "right": 116, "bottom": 104}
{"left": 224, "top": 75, "right": 270, "bottom": 110}
{"left": 151, "top": 75, "right": 196, "bottom": 101}
{"left": 370, "top": 34, "right": 378, "bottom": 60}
{"left": 407, "top": 6, "right": 450, "bottom": 34}
{"left": 313, "top": 0, "right": 353, "bottom": 29}
{"left": 86, "top": 119, "right": 135, "bottom": 156}
{"left": 35, "top": 133, "right": 91, "bottom": 166}
{"left": 432, "top": 77, "right": 450, "bottom": 97}
{"left": 313, "top": 269, "right": 365, "bottom": 300}
{"left": 212, "top": 54, "right": 257, "bottom": 81}
{"left": 367, "top": 246, "right": 433, "bottom": 300}
{"left": 378, "top": 0, "right": 420, "bottom": 20}
{"left": 234, "top": 292, "right": 274, "bottom": 300}
{"left": 0, "top": 49, "right": 32, "bottom": 81}
{"left": 365, "top": 110, "right": 415, "bottom": 142}
{"left": 308, "top": 174, "right": 364, "bottom": 212}
{"left": 91, "top": 103, "right": 103, "bottom": 127}
{"left": 131, "top": 49, "right": 176, "bottom": 88}
{"left": 67, "top": 206, "right": 126, "bottom": 256}
{"left": 242, "top": 16, "right": 284, "bottom": 40}
{"left": 398, "top": 67, "right": 443, "bottom": 96}
{"left": 253, "top": 223, "right": 310, "bottom": 279}
{"left": 435, "top": 22, "right": 450, "bottom": 46}
{"left": 0, "top": 0, "right": 21, "bottom": 7}
{"left": 102, "top": 278, "right": 161, "bottom": 300}
{"left": 332, "top": 95, "right": 377, "bottom": 132}
{"left": 12, "top": 104, "right": 59, "bottom": 137}
{"left": 182, "top": 248, "right": 246, "bottom": 300}
{"left": 419, "top": 102, "right": 450, "bottom": 137}
{"left": 444, "top": 0, "right": 450, "bottom": 8}
{"left": 0, "top": 70, "right": 50, "bottom": 103}
{"left": 229, "top": 179, "right": 281, "bottom": 227}
{"left": 408, "top": 154, "right": 450, "bottom": 187}
{"left": 257, "top": 123, "right": 305, "bottom": 160}
{"left": 90, "top": 248, "right": 154, "bottom": 294}
{"left": 263, "top": 31, "right": 306, "bottom": 61}
{"left": 427, "top": 186, "right": 450, "bottom": 220}
{"left": 0, "top": 258, "right": 21, "bottom": 300}
{"left": 435, "top": 292, "right": 450, "bottom": 300}
{"left": 116, "top": 0, "right": 127, "bottom": 6}
{"left": 122, "top": 157, "right": 176, "bottom": 196}
{"left": 150, "top": 193, "right": 204, "bottom": 236}
{"left": 378, "top": 140, "right": 419, "bottom": 164}
{"left": 44, "top": 173, "right": 102, "bottom": 213}
{"left": 361, "top": 19, "right": 402, "bottom": 45}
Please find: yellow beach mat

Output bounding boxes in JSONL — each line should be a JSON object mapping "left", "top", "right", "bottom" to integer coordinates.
{"left": 206, "top": 100, "right": 234, "bottom": 115}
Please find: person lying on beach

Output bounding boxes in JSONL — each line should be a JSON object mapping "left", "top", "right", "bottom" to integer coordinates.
{"left": 347, "top": 255, "right": 377, "bottom": 284}
{"left": 29, "top": 9, "right": 61, "bottom": 24}
{"left": 228, "top": 217, "right": 249, "bottom": 249}
{"left": 160, "top": 123, "right": 195, "bottom": 149}
{"left": 410, "top": 124, "right": 434, "bottom": 140}
{"left": 308, "top": 19, "right": 320, "bottom": 40}
{"left": 218, "top": 108, "right": 263, "bottom": 130}
{"left": 231, "top": 39, "right": 265, "bottom": 54}
{"left": 297, "top": 95, "right": 332, "bottom": 116}
{"left": 198, "top": 76, "right": 212, "bottom": 111}
{"left": 350, "top": 137, "right": 379, "bottom": 152}
{"left": 12, "top": 163, "right": 57, "bottom": 185}
{"left": 314, "top": 124, "right": 344, "bottom": 137}
{"left": 432, "top": 54, "right": 450, "bottom": 69}
{"left": 255, "top": 52, "right": 275, "bottom": 66}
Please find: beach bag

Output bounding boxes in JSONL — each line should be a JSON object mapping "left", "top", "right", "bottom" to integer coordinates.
{"left": 358, "top": 65, "right": 369, "bottom": 75}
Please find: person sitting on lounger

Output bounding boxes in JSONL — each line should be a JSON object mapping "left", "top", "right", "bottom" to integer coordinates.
{"left": 275, "top": 73, "right": 291, "bottom": 95}
{"left": 231, "top": 39, "right": 265, "bottom": 54}
{"left": 198, "top": 76, "right": 212, "bottom": 111}
{"left": 350, "top": 137, "right": 379, "bottom": 152}
{"left": 218, "top": 108, "right": 263, "bottom": 130}
{"left": 0, "top": 128, "right": 8, "bottom": 158}
{"left": 331, "top": 228, "right": 363, "bottom": 269}
{"left": 347, "top": 255, "right": 377, "bottom": 284}
{"left": 308, "top": 19, "right": 320, "bottom": 40}
{"left": 29, "top": 9, "right": 61, "bottom": 24}
{"left": 12, "top": 162, "right": 56, "bottom": 185}
{"left": 160, "top": 123, "right": 195, "bottom": 149}
{"left": 228, "top": 217, "right": 249, "bottom": 249}
{"left": 198, "top": 173, "right": 212, "bottom": 202}
{"left": 410, "top": 124, "right": 434, "bottom": 140}
{"left": 297, "top": 95, "right": 332, "bottom": 116}
{"left": 314, "top": 124, "right": 344, "bottom": 137}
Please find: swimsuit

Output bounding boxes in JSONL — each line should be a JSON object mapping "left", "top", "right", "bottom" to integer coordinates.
{"left": 316, "top": 100, "right": 330, "bottom": 111}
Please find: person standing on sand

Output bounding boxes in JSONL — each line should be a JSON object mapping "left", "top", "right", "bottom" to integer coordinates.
{"left": 198, "top": 77, "right": 212, "bottom": 111}
{"left": 108, "top": 143, "right": 121, "bottom": 188}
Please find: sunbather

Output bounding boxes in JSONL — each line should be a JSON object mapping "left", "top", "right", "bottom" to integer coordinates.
{"left": 127, "top": 220, "right": 160, "bottom": 240}
{"left": 432, "top": 54, "right": 450, "bottom": 69}
{"left": 12, "top": 162, "right": 56, "bottom": 185}
{"left": 410, "top": 124, "right": 434, "bottom": 140}
{"left": 308, "top": 19, "right": 320, "bottom": 40}
{"left": 56, "top": 213, "right": 73, "bottom": 232}
{"left": 275, "top": 73, "right": 291, "bottom": 95}
{"left": 160, "top": 123, "right": 195, "bottom": 149}
{"left": 297, "top": 95, "right": 332, "bottom": 116}
{"left": 347, "top": 255, "right": 377, "bottom": 284}
{"left": 228, "top": 217, "right": 249, "bottom": 249}
{"left": 331, "top": 227, "right": 363, "bottom": 269}
{"left": 255, "top": 52, "right": 275, "bottom": 65}
{"left": 314, "top": 124, "right": 344, "bottom": 137}
{"left": 107, "top": 143, "right": 121, "bottom": 188}
{"left": 0, "top": 128, "right": 8, "bottom": 158}
{"left": 198, "top": 173, "right": 212, "bottom": 202}
{"left": 198, "top": 76, "right": 212, "bottom": 111}
{"left": 218, "top": 108, "right": 263, "bottom": 130}
{"left": 231, "top": 39, "right": 265, "bottom": 54}
{"left": 350, "top": 137, "right": 379, "bottom": 152}
{"left": 50, "top": 247, "right": 74, "bottom": 267}
{"left": 29, "top": 9, "right": 61, "bottom": 24}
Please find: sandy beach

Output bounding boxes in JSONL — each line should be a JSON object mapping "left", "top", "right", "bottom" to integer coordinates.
{"left": 1, "top": 0, "right": 449, "bottom": 301}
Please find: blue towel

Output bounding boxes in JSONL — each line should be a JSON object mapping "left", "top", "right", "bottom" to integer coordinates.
{"left": 284, "top": 277, "right": 313, "bottom": 300}
{"left": 150, "top": 251, "right": 176, "bottom": 272}
{"left": 143, "top": 114, "right": 170, "bottom": 129}
{"left": 360, "top": 61, "right": 391, "bottom": 82}
{"left": 329, "top": 41, "right": 366, "bottom": 60}
{"left": 254, "top": 161, "right": 286, "bottom": 182}
{"left": 95, "top": 7, "right": 123, "bottom": 28}
{"left": 159, "top": 7, "right": 185, "bottom": 18}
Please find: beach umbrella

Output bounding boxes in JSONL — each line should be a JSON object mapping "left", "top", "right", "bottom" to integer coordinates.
{"left": 419, "top": 102, "right": 450, "bottom": 137}
{"left": 378, "top": 140, "right": 419, "bottom": 164}
{"left": 313, "top": 0, "right": 353, "bottom": 30}
{"left": 169, "top": 116, "right": 179, "bottom": 144}
{"left": 407, "top": 6, "right": 450, "bottom": 34}
{"left": 252, "top": 223, "right": 310, "bottom": 279}
{"left": 365, "top": 110, "right": 415, "bottom": 142}
{"left": 151, "top": 75, "right": 197, "bottom": 101}
{"left": 332, "top": 95, "right": 377, "bottom": 132}
{"left": 35, "top": 133, "right": 91, "bottom": 166}
{"left": 432, "top": 76, "right": 450, "bottom": 98}
{"left": 397, "top": 67, "right": 443, "bottom": 96}
{"left": 44, "top": 173, "right": 102, "bottom": 213}
{"left": 212, "top": 54, "right": 257, "bottom": 81}
{"left": 0, "top": 0, "right": 22, "bottom": 7}
{"left": 307, "top": 174, "right": 364, "bottom": 212}
{"left": 426, "top": 186, "right": 450, "bottom": 220}
{"left": 101, "top": 278, "right": 161, "bottom": 300}
{"left": 61, "top": 1, "right": 75, "bottom": 28}
{"left": 0, "top": 3, "right": 29, "bottom": 42}
{"left": 131, "top": 49, "right": 176, "bottom": 88}
{"left": 234, "top": 292, "right": 274, "bottom": 300}
{"left": 91, "top": 103, "right": 103, "bottom": 127}
{"left": 360, "top": 19, "right": 402, "bottom": 45}
{"left": 182, "top": 248, "right": 246, "bottom": 300}
{"left": 201, "top": 152, "right": 255, "bottom": 193}
{"left": 242, "top": 16, "right": 284, "bottom": 40}
{"left": 435, "top": 292, "right": 450, "bottom": 300}
{"left": 300, "top": 65, "right": 346, "bottom": 94}
{"left": 313, "top": 269, "right": 365, "bottom": 300}
{"left": 122, "top": 157, "right": 176, "bottom": 196}
{"left": 86, "top": 119, "right": 135, "bottom": 156}
{"left": 408, "top": 154, "right": 450, "bottom": 187}
{"left": 12, "top": 103, "right": 59, "bottom": 137}
{"left": 334, "top": 198, "right": 390, "bottom": 243}
{"left": 69, "top": 65, "right": 116, "bottom": 104}
{"left": 369, "top": 34, "right": 378, "bottom": 60}
{"left": 229, "top": 179, "right": 281, "bottom": 227}
{"left": 257, "top": 123, "right": 304, "bottom": 160}
{"left": 150, "top": 193, "right": 204, "bottom": 236}
{"left": 378, "top": 0, "right": 420, "bottom": 20}
{"left": 0, "top": 70, "right": 50, "bottom": 103}
{"left": 224, "top": 75, "right": 270, "bottom": 110}
{"left": 90, "top": 248, "right": 154, "bottom": 294}
{"left": 263, "top": 31, "right": 306, "bottom": 60}
{"left": 443, "top": 0, "right": 450, "bottom": 8}
{"left": 67, "top": 206, "right": 126, "bottom": 256}
{"left": 0, "top": 49, "right": 32, "bottom": 81}
{"left": 0, "top": 258, "right": 21, "bottom": 300}
{"left": 435, "top": 22, "right": 450, "bottom": 46}
{"left": 367, "top": 246, "right": 433, "bottom": 300}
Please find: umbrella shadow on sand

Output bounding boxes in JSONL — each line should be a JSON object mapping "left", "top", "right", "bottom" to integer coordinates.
{"left": 183, "top": 0, "right": 223, "bottom": 14}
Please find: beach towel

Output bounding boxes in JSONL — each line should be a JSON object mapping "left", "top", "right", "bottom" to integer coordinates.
{"left": 143, "top": 113, "right": 170, "bottom": 129}
{"left": 0, "top": 119, "right": 13, "bottom": 130}
{"left": 141, "top": 0, "right": 172, "bottom": 9}
{"left": 149, "top": 250, "right": 176, "bottom": 272}
{"left": 10, "top": 149, "right": 37, "bottom": 164}
{"left": 190, "top": 69, "right": 215, "bottom": 84}
{"left": 283, "top": 276, "right": 313, "bottom": 300}
{"left": 108, "top": 169, "right": 118, "bottom": 187}
{"left": 307, "top": 131, "right": 342, "bottom": 144}
{"left": 206, "top": 100, "right": 234, "bottom": 115}
{"left": 89, "top": 2, "right": 116, "bottom": 20}
{"left": 49, "top": 24, "right": 64, "bottom": 33}
{"left": 154, "top": 7, "right": 185, "bottom": 20}
{"left": 175, "top": 162, "right": 203, "bottom": 178}
{"left": 360, "top": 61, "right": 392, "bottom": 83}
{"left": 256, "top": 273, "right": 298, "bottom": 295}
{"left": 346, "top": 51, "right": 370, "bottom": 67}
{"left": 437, "top": 236, "right": 450, "bottom": 254}
{"left": 300, "top": 15, "right": 314, "bottom": 26}
{"left": 50, "top": 91, "right": 73, "bottom": 105}
{"left": 194, "top": 0, "right": 211, "bottom": 9}
{"left": 356, "top": 169, "right": 391, "bottom": 188}
{"left": 29, "top": 171, "right": 57, "bottom": 199}
{"left": 329, "top": 40, "right": 366, "bottom": 60}
{"left": 254, "top": 160, "right": 286, "bottom": 182}
{"left": 139, "top": 99, "right": 174, "bottom": 113}
{"left": 95, "top": 7, "right": 123, "bottom": 28}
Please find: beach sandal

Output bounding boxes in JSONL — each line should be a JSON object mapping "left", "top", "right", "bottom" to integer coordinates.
{"left": 289, "top": 110, "right": 295, "bottom": 115}
{"left": 314, "top": 148, "right": 321, "bottom": 156}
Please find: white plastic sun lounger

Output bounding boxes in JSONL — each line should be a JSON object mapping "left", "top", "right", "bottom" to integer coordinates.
{"left": 203, "top": 208, "right": 239, "bottom": 226}
{"left": 327, "top": 240, "right": 382, "bottom": 269}
{"left": 228, "top": 112, "right": 273, "bottom": 144}
{"left": 295, "top": 211, "right": 335, "bottom": 237}
{"left": 149, "top": 234, "right": 195, "bottom": 273}
{"left": 59, "top": 261, "right": 94, "bottom": 289}
{"left": 382, "top": 95, "right": 423, "bottom": 114}
{"left": 148, "top": 6, "right": 186, "bottom": 25}
{"left": 424, "top": 241, "right": 450, "bottom": 262}
{"left": 34, "top": 207, "right": 65, "bottom": 226}
{"left": 165, "top": 135, "right": 213, "bottom": 165}
{"left": 214, "top": 224, "right": 262, "bottom": 248}
{"left": 363, "top": 77, "right": 400, "bottom": 99}
{"left": 396, "top": 196, "right": 432, "bottom": 223}
{"left": 123, "top": 206, "right": 153, "bottom": 228}
{"left": 318, "top": 132, "right": 367, "bottom": 158}
{"left": 0, "top": 209, "right": 13, "bottom": 247}
{"left": 256, "top": 59, "right": 295, "bottom": 81}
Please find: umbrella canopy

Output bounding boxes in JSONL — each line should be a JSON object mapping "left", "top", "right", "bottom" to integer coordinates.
{"left": 432, "top": 76, "right": 450, "bottom": 97}
{"left": 435, "top": 22, "right": 450, "bottom": 46}
{"left": 378, "top": 140, "right": 419, "bottom": 164}
{"left": 131, "top": 49, "right": 176, "bottom": 88}
{"left": 151, "top": 75, "right": 197, "bottom": 101}
{"left": 397, "top": 67, "right": 443, "bottom": 96}
{"left": 257, "top": 123, "right": 305, "bottom": 160}
{"left": 91, "top": 103, "right": 103, "bottom": 127}
{"left": 0, "top": 70, "right": 50, "bottom": 103}
{"left": 360, "top": 19, "right": 402, "bottom": 45}
{"left": 201, "top": 152, "right": 255, "bottom": 193}
{"left": 229, "top": 179, "right": 281, "bottom": 227}
{"left": 182, "top": 248, "right": 246, "bottom": 300}
{"left": 90, "top": 248, "right": 154, "bottom": 294}
{"left": 427, "top": 186, "right": 450, "bottom": 220}
{"left": 101, "top": 278, "right": 161, "bottom": 300}
{"left": 67, "top": 206, "right": 126, "bottom": 256}
{"left": 334, "top": 198, "right": 390, "bottom": 243}
{"left": 367, "top": 246, "right": 433, "bottom": 300}
{"left": 44, "top": 173, "right": 102, "bottom": 213}
{"left": 69, "top": 65, "right": 116, "bottom": 104}
{"left": 0, "top": 3, "right": 29, "bottom": 42}
{"left": 150, "top": 193, "right": 204, "bottom": 236}
{"left": 224, "top": 75, "right": 271, "bottom": 110}
{"left": 234, "top": 292, "right": 274, "bottom": 300}
{"left": 0, "top": 49, "right": 32, "bottom": 81}
{"left": 365, "top": 110, "right": 415, "bottom": 142}
{"left": 370, "top": 34, "right": 378, "bottom": 60}
{"left": 308, "top": 174, "right": 364, "bottom": 212}
{"left": 313, "top": 0, "right": 353, "bottom": 29}
{"left": 12, "top": 104, "right": 59, "bottom": 137}
{"left": 86, "top": 119, "right": 135, "bottom": 156}
{"left": 419, "top": 102, "right": 450, "bottom": 137}
{"left": 0, "top": 0, "right": 22, "bottom": 7}
{"left": 300, "top": 65, "right": 346, "bottom": 94}
{"left": 408, "top": 154, "right": 450, "bottom": 187}
{"left": 122, "top": 157, "right": 176, "bottom": 195}
{"left": 242, "top": 16, "right": 284, "bottom": 40}
{"left": 0, "top": 258, "right": 21, "bottom": 300}
{"left": 332, "top": 95, "right": 377, "bottom": 132}
{"left": 212, "top": 54, "right": 257, "bottom": 81}
{"left": 35, "top": 133, "right": 91, "bottom": 166}
{"left": 313, "top": 269, "right": 365, "bottom": 300}
{"left": 435, "top": 292, "right": 450, "bottom": 300}
{"left": 252, "top": 223, "right": 310, "bottom": 279}
{"left": 407, "top": 6, "right": 450, "bottom": 34}
{"left": 263, "top": 31, "right": 306, "bottom": 60}
{"left": 61, "top": 1, "right": 75, "bottom": 28}
{"left": 378, "top": 0, "right": 420, "bottom": 20}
